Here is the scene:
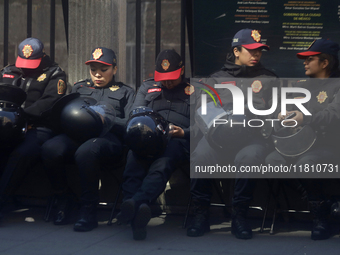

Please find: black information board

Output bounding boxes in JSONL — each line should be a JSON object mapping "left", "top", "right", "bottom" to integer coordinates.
{"left": 191, "top": 0, "right": 340, "bottom": 78}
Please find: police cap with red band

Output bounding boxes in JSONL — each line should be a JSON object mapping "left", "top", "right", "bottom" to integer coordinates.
{"left": 85, "top": 47, "right": 117, "bottom": 66}
{"left": 15, "top": 37, "right": 45, "bottom": 69}
{"left": 154, "top": 49, "right": 184, "bottom": 82}
{"left": 231, "top": 28, "right": 270, "bottom": 51}
{"left": 296, "top": 39, "right": 340, "bottom": 59}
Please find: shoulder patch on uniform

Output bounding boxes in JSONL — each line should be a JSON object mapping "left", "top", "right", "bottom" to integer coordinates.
{"left": 57, "top": 80, "right": 66, "bottom": 95}
{"left": 184, "top": 84, "right": 195, "bottom": 95}
{"left": 251, "top": 80, "right": 262, "bottom": 93}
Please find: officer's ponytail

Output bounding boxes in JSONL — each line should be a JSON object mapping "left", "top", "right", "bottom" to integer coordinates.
{"left": 318, "top": 53, "right": 340, "bottom": 77}
{"left": 226, "top": 46, "right": 243, "bottom": 63}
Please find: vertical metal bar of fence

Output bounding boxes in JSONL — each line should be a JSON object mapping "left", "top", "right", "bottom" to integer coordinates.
{"left": 50, "top": 0, "right": 55, "bottom": 62}
{"left": 155, "top": 0, "right": 161, "bottom": 59}
{"left": 3, "top": 0, "right": 9, "bottom": 67}
{"left": 61, "top": 0, "right": 69, "bottom": 52}
{"left": 136, "top": 0, "right": 142, "bottom": 90}
{"left": 181, "top": 0, "right": 186, "bottom": 75}
{"left": 186, "top": 0, "right": 194, "bottom": 77}
{"left": 27, "top": 0, "right": 32, "bottom": 38}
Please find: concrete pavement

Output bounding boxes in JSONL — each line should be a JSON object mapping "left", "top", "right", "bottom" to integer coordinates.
{"left": 0, "top": 205, "right": 339, "bottom": 255}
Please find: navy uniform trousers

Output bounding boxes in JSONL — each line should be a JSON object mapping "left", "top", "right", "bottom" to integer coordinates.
{"left": 122, "top": 137, "right": 189, "bottom": 204}
{"left": 41, "top": 132, "right": 122, "bottom": 204}
{"left": 0, "top": 127, "right": 55, "bottom": 203}
{"left": 265, "top": 145, "right": 336, "bottom": 201}
{"left": 190, "top": 136, "right": 268, "bottom": 206}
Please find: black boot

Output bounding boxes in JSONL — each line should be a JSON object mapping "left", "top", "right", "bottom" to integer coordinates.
{"left": 187, "top": 201, "right": 210, "bottom": 237}
{"left": 330, "top": 200, "right": 340, "bottom": 217}
{"left": 131, "top": 203, "right": 151, "bottom": 241}
{"left": 231, "top": 202, "right": 252, "bottom": 239}
{"left": 74, "top": 203, "right": 98, "bottom": 232}
{"left": 53, "top": 192, "right": 76, "bottom": 225}
{"left": 309, "top": 201, "right": 330, "bottom": 240}
{"left": 116, "top": 198, "right": 137, "bottom": 225}
{"left": 0, "top": 196, "right": 5, "bottom": 222}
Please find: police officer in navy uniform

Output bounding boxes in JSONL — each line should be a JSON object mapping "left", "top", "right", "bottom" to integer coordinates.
{"left": 117, "top": 49, "right": 197, "bottom": 240}
{"left": 188, "top": 29, "right": 277, "bottom": 239}
{"left": 41, "top": 47, "right": 135, "bottom": 231}
{"left": 265, "top": 39, "right": 340, "bottom": 240}
{"left": 0, "top": 37, "right": 67, "bottom": 212}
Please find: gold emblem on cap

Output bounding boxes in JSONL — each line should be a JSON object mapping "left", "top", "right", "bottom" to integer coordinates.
{"left": 251, "top": 80, "right": 262, "bottom": 93}
{"left": 92, "top": 48, "right": 103, "bottom": 60}
{"left": 161, "top": 59, "right": 170, "bottom": 71}
{"left": 251, "top": 30, "right": 261, "bottom": 42}
{"left": 57, "top": 79, "right": 66, "bottom": 95}
{"left": 184, "top": 84, "right": 195, "bottom": 95}
{"left": 37, "top": 73, "right": 47, "bottom": 82}
{"left": 110, "top": 85, "right": 120, "bottom": 91}
{"left": 317, "top": 91, "right": 327, "bottom": 104}
{"left": 22, "top": 45, "right": 34, "bottom": 58}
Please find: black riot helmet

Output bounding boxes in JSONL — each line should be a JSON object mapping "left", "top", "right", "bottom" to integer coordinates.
{"left": 51, "top": 93, "right": 115, "bottom": 143}
{"left": 195, "top": 101, "right": 251, "bottom": 153}
{"left": 271, "top": 121, "right": 316, "bottom": 157}
{"left": 0, "top": 83, "right": 27, "bottom": 145}
{"left": 125, "top": 106, "right": 171, "bottom": 158}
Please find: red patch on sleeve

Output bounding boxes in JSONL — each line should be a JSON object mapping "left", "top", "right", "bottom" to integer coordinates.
{"left": 3, "top": 74, "right": 14, "bottom": 79}
{"left": 221, "top": 81, "right": 236, "bottom": 86}
{"left": 148, "top": 88, "right": 162, "bottom": 93}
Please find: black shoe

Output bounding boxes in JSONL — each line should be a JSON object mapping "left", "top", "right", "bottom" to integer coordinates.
{"left": 311, "top": 219, "right": 330, "bottom": 240}
{"left": 54, "top": 210, "right": 70, "bottom": 225}
{"left": 231, "top": 203, "right": 252, "bottom": 239}
{"left": 187, "top": 213, "right": 210, "bottom": 237}
{"left": 231, "top": 217, "right": 252, "bottom": 239}
{"left": 73, "top": 204, "right": 98, "bottom": 232}
{"left": 331, "top": 201, "right": 340, "bottom": 217}
{"left": 116, "top": 198, "right": 136, "bottom": 225}
{"left": 53, "top": 196, "right": 75, "bottom": 225}
{"left": 310, "top": 201, "right": 330, "bottom": 240}
{"left": 131, "top": 203, "right": 151, "bottom": 241}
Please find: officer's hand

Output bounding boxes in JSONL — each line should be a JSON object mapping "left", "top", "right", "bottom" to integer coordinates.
{"left": 278, "top": 110, "right": 303, "bottom": 127}
{"left": 293, "top": 111, "right": 304, "bottom": 126}
{"left": 169, "top": 125, "right": 184, "bottom": 138}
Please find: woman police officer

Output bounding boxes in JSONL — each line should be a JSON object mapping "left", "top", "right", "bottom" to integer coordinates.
{"left": 265, "top": 39, "right": 340, "bottom": 240}
{"left": 188, "top": 28, "right": 277, "bottom": 239}
{"left": 41, "top": 47, "right": 134, "bottom": 231}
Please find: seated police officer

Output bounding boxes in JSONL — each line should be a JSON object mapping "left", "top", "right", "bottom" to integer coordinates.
{"left": 265, "top": 39, "right": 340, "bottom": 240}
{"left": 188, "top": 29, "right": 277, "bottom": 239}
{"left": 117, "top": 49, "right": 196, "bottom": 240}
{"left": 41, "top": 47, "right": 134, "bottom": 231}
{"left": 0, "top": 37, "right": 66, "bottom": 213}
